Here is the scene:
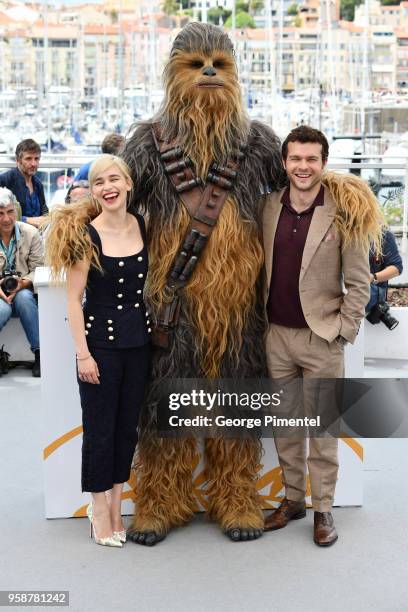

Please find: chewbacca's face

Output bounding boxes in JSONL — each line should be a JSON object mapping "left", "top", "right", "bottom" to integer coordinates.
{"left": 165, "top": 48, "right": 240, "bottom": 111}
{"left": 161, "top": 24, "right": 247, "bottom": 175}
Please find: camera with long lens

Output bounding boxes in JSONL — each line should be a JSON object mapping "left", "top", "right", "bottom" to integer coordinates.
{"left": 0, "top": 270, "right": 21, "bottom": 296}
{"left": 366, "top": 300, "right": 399, "bottom": 330}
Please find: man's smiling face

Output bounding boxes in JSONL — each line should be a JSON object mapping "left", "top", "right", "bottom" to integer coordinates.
{"left": 283, "top": 141, "right": 327, "bottom": 192}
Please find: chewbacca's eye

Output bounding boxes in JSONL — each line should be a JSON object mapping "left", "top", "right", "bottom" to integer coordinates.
{"left": 190, "top": 60, "right": 204, "bottom": 68}
{"left": 213, "top": 60, "right": 225, "bottom": 69}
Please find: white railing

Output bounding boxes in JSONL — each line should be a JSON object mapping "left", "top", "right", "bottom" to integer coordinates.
{"left": 0, "top": 156, "right": 407, "bottom": 253}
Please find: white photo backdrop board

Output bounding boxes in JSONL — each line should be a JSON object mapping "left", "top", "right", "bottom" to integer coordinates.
{"left": 36, "top": 267, "right": 363, "bottom": 519}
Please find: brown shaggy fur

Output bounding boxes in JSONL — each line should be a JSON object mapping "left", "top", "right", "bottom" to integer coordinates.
{"left": 131, "top": 436, "right": 198, "bottom": 533}
{"left": 124, "top": 23, "right": 283, "bottom": 540}
{"left": 323, "top": 171, "right": 384, "bottom": 254}
{"left": 205, "top": 438, "right": 264, "bottom": 529}
{"left": 147, "top": 199, "right": 264, "bottom": 378}
{"left": 162, "top": 48, "right": 248, "bottom": 178}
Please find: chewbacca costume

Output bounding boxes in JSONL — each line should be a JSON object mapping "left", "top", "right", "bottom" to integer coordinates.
{"left": 123, "top": 23, "right": 283, "bottom": 546}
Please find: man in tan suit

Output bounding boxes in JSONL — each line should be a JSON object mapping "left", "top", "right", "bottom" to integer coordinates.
{"left": 263, "top": 126, "right": 371, "bottom": 546}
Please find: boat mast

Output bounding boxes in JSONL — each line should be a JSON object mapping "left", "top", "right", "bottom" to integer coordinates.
{"left": 118, "top": 0, "right": 124, "bottom": 131}
{"left": 325, "top": 0, "right": 337, "bottom": 135}
{"left": 201, "top": 0, "right": 207, "bottom": 23}
{"left": 360, "top": 0, "right": 370, "bottom": 151}
{"left": 277, "top": 0, "right": 283, "bottom": 97}
{"left": 265, "top": 0, "right": 276, "bottom": 128}
{"left": 43, "top": 0, "right": 50, "bottom": 153}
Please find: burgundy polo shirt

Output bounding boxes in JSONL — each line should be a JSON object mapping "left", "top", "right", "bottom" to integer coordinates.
{"left": 267, "top": 185, "right": 324, "bottom": 328}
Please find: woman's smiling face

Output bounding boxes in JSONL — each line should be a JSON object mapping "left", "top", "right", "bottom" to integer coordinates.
{"left": 91, "top": 163, "right": 131, "bottom": 213}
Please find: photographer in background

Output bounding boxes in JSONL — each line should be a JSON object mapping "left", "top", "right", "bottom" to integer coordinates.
{"left": 0, "top": 188, "right": 43, "bottom": 377}
{"left": 366, "top": 228, "right": 403, "bottom": 330}
{"left": 65, "top": 180, "right": 89, "bottom": 204}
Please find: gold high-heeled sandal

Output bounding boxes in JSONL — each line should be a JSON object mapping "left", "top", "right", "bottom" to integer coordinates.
{"left": 87, "top": 503, "right": 122, "bottom": 548}
{"left": 113, "top": 530, "right": 126, "bottom": 543}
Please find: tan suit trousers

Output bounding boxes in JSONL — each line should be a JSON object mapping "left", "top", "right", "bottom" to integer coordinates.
{"left": 266, "top": 323, "right": 344, "bottom": 512}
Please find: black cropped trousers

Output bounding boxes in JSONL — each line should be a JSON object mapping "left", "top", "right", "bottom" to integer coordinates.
{"left": 78, "top": 344, "right": 151, "bottom": 493}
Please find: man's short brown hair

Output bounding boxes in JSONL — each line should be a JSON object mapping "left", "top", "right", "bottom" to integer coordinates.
{"left": 15, "top": 139, "right": 41, "bottom": 159}
{"left": 282, "top": 126, "right": 329, "bottom": 162}
{"left": 101, "top": 133, "right": 125, "bottom": 155}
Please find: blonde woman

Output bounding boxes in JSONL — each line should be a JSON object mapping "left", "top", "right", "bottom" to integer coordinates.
{"left": 47, "top": 155, "right": 152, "bottom": 547}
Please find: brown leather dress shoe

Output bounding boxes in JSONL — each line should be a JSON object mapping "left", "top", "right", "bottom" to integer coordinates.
{"left": 313, "top": 512, "right": 338, "bottom": 546}
{"left": 264, "top": 498, "right": 306, "bottom": 531}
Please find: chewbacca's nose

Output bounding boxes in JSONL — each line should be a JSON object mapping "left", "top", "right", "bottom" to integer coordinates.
{"left": 202, "top": 66, "right": 217, "bottom": 77}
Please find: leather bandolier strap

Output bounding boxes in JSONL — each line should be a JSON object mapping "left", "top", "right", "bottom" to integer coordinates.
{"left": 151, "top": 123, "right": 245, "bottom": 348}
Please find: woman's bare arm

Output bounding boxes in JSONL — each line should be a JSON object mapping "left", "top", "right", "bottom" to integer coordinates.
{"left": 66, "top": 259, "right": 100, "bottom": 384}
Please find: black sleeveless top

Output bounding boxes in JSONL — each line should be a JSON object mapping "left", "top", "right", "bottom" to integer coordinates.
{"left": 83, "top": 214, "right": 151, "bottom": 349}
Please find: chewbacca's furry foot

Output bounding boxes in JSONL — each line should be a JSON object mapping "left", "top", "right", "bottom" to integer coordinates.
{"left": 127, "top": 528, "right": 166, "bottom": 547}
{"left": 224, "top": 527, "right": 263, "bottom": 542}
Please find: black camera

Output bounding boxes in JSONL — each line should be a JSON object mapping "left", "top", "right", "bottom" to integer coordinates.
{"left": 366, "top": 300, "right": 399, "bottom": 330}
{"left": 0, "top": 270, "right": 20, "bottom": 296}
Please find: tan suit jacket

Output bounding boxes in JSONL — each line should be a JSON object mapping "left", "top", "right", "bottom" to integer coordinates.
{"left": 263, "top": 185, "right": 370, "bottom": 344}
{"left": 0, "top": 221, "right": 44, "bottom": 286}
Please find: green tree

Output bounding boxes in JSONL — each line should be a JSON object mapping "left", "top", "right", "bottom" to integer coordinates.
{"left": 249, "top": 0, "right": 264, "bottom": 12}
{"left": 236, "top": 1, "right": 250, "bottom": 12}
{"left": 225, "top": 10, "right": 256, "bottom": 27}
{"left": 108, "top": 9, "right": 118, "bottom": 23}
{"left": 340, "top": 0, "right": 363, "bottom": 20}
{"left": 293, "top": 14, "right": 302, "bottom": 26}
{"left": 161, "top": 0, "right": 179, "bottom": 15}
{"left": 287, "top": 3, "right": 299, "bottom": 15}
{"left": 208, "top": 7, "right": 231, "bottom": 24}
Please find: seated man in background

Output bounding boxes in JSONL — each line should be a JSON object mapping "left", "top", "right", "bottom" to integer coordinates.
{"left": 0, "top": 139, "right": 48, "bottom": 229}
{"left": 0, "top": 188, "right": 43, "bottom": 377}
{"left": 65, "top": 180, "right": 89, "bottom": 204}
{"left": 366, "top": 228, "right": 403, "bottom": 315}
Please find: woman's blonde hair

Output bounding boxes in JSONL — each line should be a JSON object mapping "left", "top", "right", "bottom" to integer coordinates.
{"left": 46, "top": 154, "right": 133, "bottom": 280}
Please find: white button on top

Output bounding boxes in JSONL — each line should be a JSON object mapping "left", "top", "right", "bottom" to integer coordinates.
{"left": 117, "top": 305, "right": 123, "bottom": 310}
{"left": 107, "top": 319, "right": 113, "bottom": 324}
{"left": 108, "top": 326, "right": 113, "bottom": 332}
{"left": 138, "top": 273, "right": 143, "bottom": 278}
{"left": 145, "top": 312, "right": 149, "bottom": 317}
{"left": 137, "top": 256, "right": 143, "bottom": 262}
{"left": 134, "top": 303, "right": 140, "bottom": 308}
{"left": 118, "top": 261, "right": 124, "bottom": 267}
{"left": 117, "top": 293, "right": 123, "bottom": 298}
{"left": 86, "top": 323, "right": 92, "bottom": 328}
{"left": 89, "top": 316, "right": 94, "bottom": 321}
{"left": 118, "top": 278, "right": 124, "bottom": 283}
{"left": 108, "top": 336, "right": 114, "bottom": 341}
{"left": 137, "top": 290, "right": 142, "bottom": 294}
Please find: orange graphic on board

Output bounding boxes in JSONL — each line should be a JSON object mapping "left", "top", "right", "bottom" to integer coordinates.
{"left": 44, "top": 426, "right": 362, "bottom": 517}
